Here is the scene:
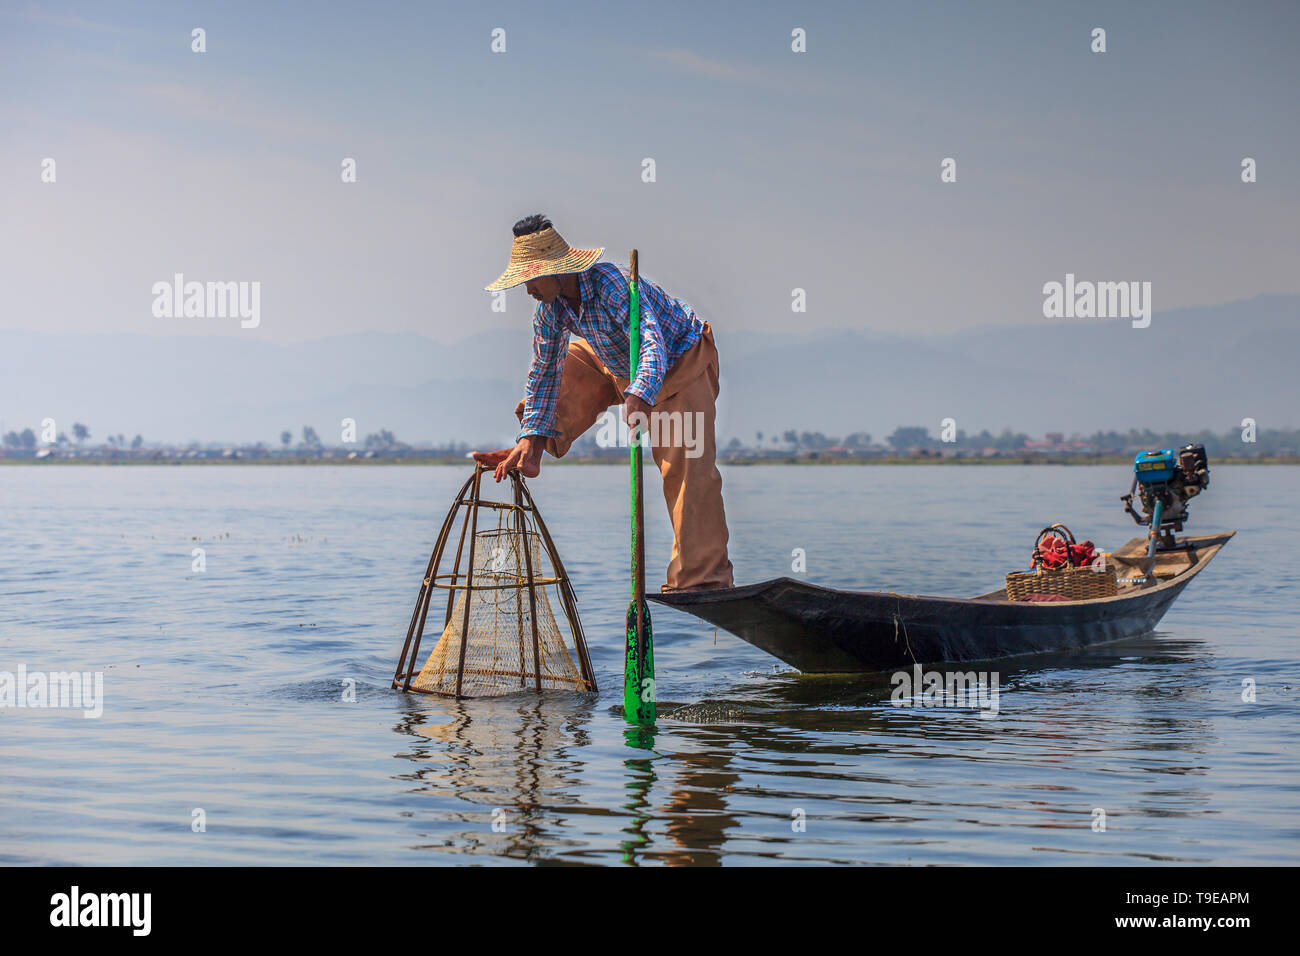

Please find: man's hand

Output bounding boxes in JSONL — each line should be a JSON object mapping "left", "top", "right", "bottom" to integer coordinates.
{"left": 471, "top": 436, "right": 543, "bottom": 482}
{"left": 623, "top": 394, "right": 653, "bottom": 431}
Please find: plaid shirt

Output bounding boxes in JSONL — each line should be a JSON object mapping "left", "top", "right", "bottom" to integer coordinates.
{"left": 518, "top": 261, "right": 704, "bottom": 440}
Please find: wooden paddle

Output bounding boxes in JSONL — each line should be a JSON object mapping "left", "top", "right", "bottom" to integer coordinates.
{"left": 623, "top": 249, "right": 656, "bottom": 724}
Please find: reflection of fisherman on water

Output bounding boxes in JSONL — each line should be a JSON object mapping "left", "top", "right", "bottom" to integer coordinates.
{"left": 618, "top": 724, "right": 743, "bottom": 867}
{"left": 390, "top": 697, "right": 750, "bottom": 865}
{"left": 660, "top": 741, "right": 742, "bottom": 866}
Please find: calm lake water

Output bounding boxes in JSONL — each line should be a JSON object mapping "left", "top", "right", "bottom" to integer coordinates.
{"left": 1, "top": 463, "right": 1296, "bottom": 865}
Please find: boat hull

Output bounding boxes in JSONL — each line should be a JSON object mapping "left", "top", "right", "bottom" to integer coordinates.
{"left": 649, "top": 532, "right": 1234, "bottom": 673}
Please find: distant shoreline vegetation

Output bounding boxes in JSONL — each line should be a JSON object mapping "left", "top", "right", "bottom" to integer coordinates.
{"left": 1, "top": 423, "right": 1296, "bottom": 464}
{"left": 5, "top": 456, "right": 1297, "bottom": 466}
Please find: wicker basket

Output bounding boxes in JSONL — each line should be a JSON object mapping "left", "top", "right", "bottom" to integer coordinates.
{"left": 1005, "top": 524, "right": 1118, "bottom": 601}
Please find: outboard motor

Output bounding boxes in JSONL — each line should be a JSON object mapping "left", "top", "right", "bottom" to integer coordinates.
{"left": 1122, "top": 444, "right": 1211, "bottom": 555}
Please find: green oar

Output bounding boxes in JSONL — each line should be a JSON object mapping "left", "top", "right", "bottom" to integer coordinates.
{"left": 624, "top": 249, "right": 656, "bottom": 724}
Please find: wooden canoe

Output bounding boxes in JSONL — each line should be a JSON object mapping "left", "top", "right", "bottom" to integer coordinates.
{"left": 648, "top": 532, "right": 1235, "bottom": 673}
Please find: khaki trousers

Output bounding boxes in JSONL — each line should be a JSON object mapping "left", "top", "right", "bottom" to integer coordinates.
{"left": 514, "top": 323, "right": 735, "bottom": 591}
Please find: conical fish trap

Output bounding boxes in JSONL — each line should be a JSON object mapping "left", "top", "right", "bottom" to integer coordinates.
{"left": 392, "top": 467, "right": 596, "bottom": 698}
{"left": 412, "top": 529, "right": 580, "bottom": 695}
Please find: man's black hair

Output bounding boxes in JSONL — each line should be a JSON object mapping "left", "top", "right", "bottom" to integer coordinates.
{"left": 513, "top": 214, "right": 552, "bottom": 237}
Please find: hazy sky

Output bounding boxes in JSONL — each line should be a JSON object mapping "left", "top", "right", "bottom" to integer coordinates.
{"left": 3, "top": 0, "right": 1297, "bottom": 344}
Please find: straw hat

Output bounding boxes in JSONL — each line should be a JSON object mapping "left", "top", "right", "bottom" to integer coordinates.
{"left": 484, "top": 225, "right": 604, "bottom": 292}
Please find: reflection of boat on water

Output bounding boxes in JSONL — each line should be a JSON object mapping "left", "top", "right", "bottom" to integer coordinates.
{"left": 651, "top": 532, "right": 1234, "bottom": 673}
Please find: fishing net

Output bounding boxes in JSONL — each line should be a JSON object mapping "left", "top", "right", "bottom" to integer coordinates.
{"left": 411, "top": 528, "right": 585, "bottom": 696}
{"left": 395, "top": 470, "right": 596, "bottom": 699}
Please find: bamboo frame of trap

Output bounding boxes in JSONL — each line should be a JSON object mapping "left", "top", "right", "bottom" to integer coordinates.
{"left": 392, "top": 465, "right": 597, "bottom": 697}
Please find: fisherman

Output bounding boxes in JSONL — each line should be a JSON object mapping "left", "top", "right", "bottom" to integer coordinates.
{"left": 473, "top": 214, "right": 734, "bottom": 593}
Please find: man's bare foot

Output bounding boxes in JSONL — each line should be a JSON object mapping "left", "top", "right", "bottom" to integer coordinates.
{"left": 471, "top": 448, "right": 512, "bottom": 468}
{"left": 471, "top": 438, "right": 544, "bottom": 482}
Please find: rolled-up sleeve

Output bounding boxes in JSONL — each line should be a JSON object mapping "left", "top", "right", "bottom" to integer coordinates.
{"left": 518, "top": 308, "right": 569, "bottom": 440}
{"left": 593, "top": 266, "right": 667, "bottom": 406}
{"left": 623, "top": 303, "right": 667, "bottom": 405}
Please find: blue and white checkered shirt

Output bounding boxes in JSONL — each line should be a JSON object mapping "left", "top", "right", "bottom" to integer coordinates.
{"left": 518, "top": 261, "right": 704, "bottom": 441}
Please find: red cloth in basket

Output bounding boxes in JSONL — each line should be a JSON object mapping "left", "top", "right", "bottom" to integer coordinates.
{"left": 1035, "top": 537, "right": 1097, "bottom": 569}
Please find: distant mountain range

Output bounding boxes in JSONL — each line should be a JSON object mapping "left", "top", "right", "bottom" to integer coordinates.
{"left": 2, "top": 295, "right": 1295, "bottom": 446}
